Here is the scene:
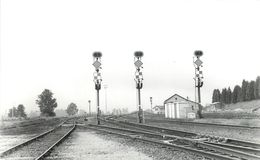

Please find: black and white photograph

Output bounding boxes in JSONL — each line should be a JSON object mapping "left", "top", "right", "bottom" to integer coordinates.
{"left": 1, "top": 0, "right": 260, "bottom": 159}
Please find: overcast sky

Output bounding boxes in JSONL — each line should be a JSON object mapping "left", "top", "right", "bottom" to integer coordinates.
{"left": 1, "top": 0, "right": 260, "bottom": 115}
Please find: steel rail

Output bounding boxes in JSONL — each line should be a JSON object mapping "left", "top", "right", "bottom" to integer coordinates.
{"left": 88, "top": 124, "right": 174, "bottom": 139}
{"left": 123, "top": 116, "right": 260, "bottom": 129}
{"left": 205, "top": 141, "right": 260, "bottom": 155}
{"left": 87, "top": 124, "right": 260, "bottom": 160}
{"left": 0, "top": 119, "right": 46, "bottom": 130}
{"left": 100, "top": 119, "right": 166, "bottom": 134}
{"left": 226, "top": 138, "right": 260, "bottom": 149}
{"left": 35, "top": 123, "right": 76, "bottom": 160}
{"left": 103, "top": 117, "right": 260, "bottom": 150}
{"left": 84, "top": 125, "right": 239, "bottom": 160}
{"left": 0, "top": 118, "right": 67, "bottom": 131}
{"left": 0, "top": 120, "right": 67, "bottom": 157}
{"left": 101, "top": 118, "right": 197, "bottom": 137}
{"left": 87, "top": 124, "right": 197, "bottom": 146}
{"left": 99, "top": 119, "right": 260, "bottom": 160}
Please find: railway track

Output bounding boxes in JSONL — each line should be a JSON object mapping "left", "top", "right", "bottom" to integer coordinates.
{"left": 102, "top": 117, "right": 198, "bottom": 137}
{"left": 104, "top": 116, "right": 260, "bottom": 148}
{"left": 0, "top": 119, "right": 76, "bottom": 160}
{"left": 0, "top": 118, "right": 66, "bottom": 132}
{"left": 96, "top": 117, "right": 260, "bottom": 160}
{"left": 118, "top": 114, "right": 260, "bottom": 130}
{"left": 149, "top": 118, "right": 260, "bottom": 130}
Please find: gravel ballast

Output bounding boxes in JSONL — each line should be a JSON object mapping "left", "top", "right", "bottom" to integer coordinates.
{"left": 119, "top": 116, "right": 260, "bottom": 143}
{"left": 98, "top": 132, "right": 207, "bottom": 160}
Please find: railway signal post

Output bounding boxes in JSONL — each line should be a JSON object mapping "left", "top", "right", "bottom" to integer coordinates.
{"left": 93, "top": 52, "right": 102, "bottom": 125}
{"left": 134, "top": 51, "right": 144, "bottom": 123}
{"left": 193, "top": 50, "right": 204, "bottom": 118}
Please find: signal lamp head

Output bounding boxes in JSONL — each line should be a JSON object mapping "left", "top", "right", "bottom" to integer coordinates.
{"left": 134, "top": 51, "right": 144, "bottom": 58}
{"left": 93, "top": 52, "right": 102, "bottom": 58}
{"left": 194, "top": 50, "right": 203, "bottom": 57}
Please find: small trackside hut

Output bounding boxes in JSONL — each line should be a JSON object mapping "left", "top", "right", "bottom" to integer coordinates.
{"left": 164, "top": 94, "right": 199, "bottom": 119}
{"left": 152, "top": 105, "right": 165, "bottom": 114}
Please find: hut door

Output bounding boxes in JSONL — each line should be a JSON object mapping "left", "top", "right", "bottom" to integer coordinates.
{"left": 170, "top": 103, "right": 173, "bottom": 118}
{"left": 174, "top": 103, "right": 177, "bottom": 118}
{"left": 176, "top": 103, "right": 180, "bottom": 118}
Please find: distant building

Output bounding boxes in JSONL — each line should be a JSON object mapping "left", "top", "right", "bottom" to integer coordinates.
{"left": 203, "top": 102, "right": 223, "bottom": 112}
{"left": 78, "top": 109, "right": 87, "bottom": 116}
{"left": 164, "top": 94, "right": 199, "bottom": 119}
{"left": 111, "top": 108, "right": 128, "bottom": 115}
{"left": 28, "top": 110, "right": 40, "bottom": 118}
{"left": 55, "top": 109, "right": 67, "bottom": 117}
{"left": 152, "top": 105, "right": 165, "bottom": 114}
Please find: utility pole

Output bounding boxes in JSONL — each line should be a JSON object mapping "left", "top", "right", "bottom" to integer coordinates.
{"left": 12, "top": 106, "right": 14, "bottom": 118}
{"left": 150, "top": 97, "right": 153, "bottom": 112}
{"left": 134, "top": 51, "right": 144, "bottom": 123}
{"left": 93, "top": 52, "right": 102, "bottom": 125}
{"left": 193, "top": 50, "right": 204, "bottom": 118}
{"left": 88, "top": 100, "right": 91, "bottom": 116}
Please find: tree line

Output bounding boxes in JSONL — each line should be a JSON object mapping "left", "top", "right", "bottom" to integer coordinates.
{"left": 8, "top": 104, "right": 27, "bottom": 118}
{"left": 7, "top": 89, "right": 79, "bottom": 118}
{"left": 212, "top": 76, "right": 260, "bottom": 104}
{"left": 36, "top": 89, "right": 79, "bottom": 116}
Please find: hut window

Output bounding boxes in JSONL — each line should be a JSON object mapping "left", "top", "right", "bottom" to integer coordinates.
{"left": 175, "top": 98, "right": 177, "bottom": 100}
{"left": 192, "top": 106, "right": 194, "bottom": 110}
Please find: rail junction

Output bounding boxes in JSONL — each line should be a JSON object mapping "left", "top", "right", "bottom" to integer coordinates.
{"left": 0, "top": 116, "right": 260, "bottom": 160}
